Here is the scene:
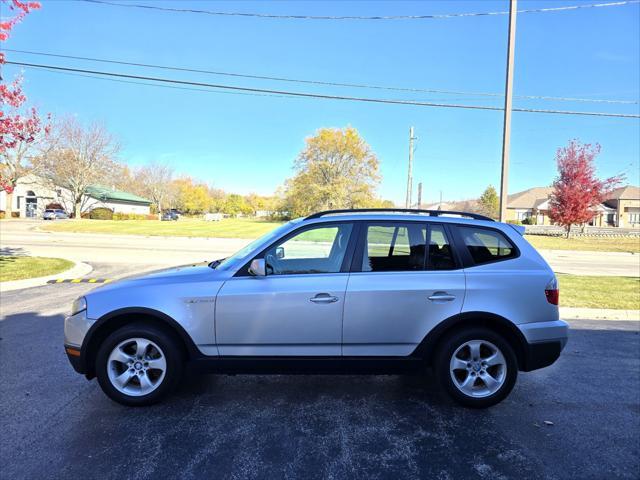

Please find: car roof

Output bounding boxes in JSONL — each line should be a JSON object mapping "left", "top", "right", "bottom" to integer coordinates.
{"left": 301, "top": 212, "right": 496, "bottom": 227}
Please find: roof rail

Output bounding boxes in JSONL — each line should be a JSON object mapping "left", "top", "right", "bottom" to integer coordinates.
{"left": 305, "top": 208, "right": 495, "bottom": 222}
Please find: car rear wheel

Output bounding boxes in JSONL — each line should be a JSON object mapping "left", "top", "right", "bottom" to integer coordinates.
{"left": 95, "top": 323, "right": 183, "bottom": 406}
{"left": 434, "top": 327, "right": 517, "bottom": 408}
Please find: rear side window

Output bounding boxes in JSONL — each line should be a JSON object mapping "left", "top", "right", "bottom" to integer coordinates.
{"left": 362, "top": 223, "right": 426, "bottom": 272}
{"left": 426, "top": 225, "right": 456, "bottom": 270}
{"left": 458, "top": 227, "right": 516, "bottom": 265}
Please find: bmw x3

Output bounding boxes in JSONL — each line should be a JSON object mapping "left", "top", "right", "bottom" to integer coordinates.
{"left": 64, "top": 209, "right": 568, "bottom": 408}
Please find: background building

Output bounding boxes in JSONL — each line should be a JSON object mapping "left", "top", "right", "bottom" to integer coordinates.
{"left": 506, "top": 185, "right": 640, "bottom": 227}
{"left": 0, "top": 174, "right": 151, "bottom": 218}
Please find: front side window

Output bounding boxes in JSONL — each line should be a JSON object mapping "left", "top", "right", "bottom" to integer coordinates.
{"left": 362, "top": 223, "right": 427, "bottom": 272}
{"left": 459, "top": 227, "right": 516, "bottom": 265}
{"left": 264, "top": 223, "right": 353, "bottom": 275}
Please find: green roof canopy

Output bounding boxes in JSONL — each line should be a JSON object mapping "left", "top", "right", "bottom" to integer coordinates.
{"left": 85, "top": 185, "right": 151, "bottom": 205}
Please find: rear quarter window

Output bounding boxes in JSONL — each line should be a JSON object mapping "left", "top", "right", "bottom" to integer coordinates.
{"left": 458, "top": 227, "right": 517, "bottom": 265}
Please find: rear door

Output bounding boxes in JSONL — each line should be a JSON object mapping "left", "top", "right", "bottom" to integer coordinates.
{"left": 343, "top": 221, "right": 465, "bottom": 356}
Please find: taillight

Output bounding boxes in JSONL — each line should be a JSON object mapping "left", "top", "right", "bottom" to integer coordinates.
{"left": 545, "top": 278, "right": 559, "bottom": 305}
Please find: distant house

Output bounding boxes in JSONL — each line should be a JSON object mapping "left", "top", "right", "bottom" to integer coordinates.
{"left": 506, "top": 185, "right": 640, "bottom": 228}
{"left": 83, "top": 185, "right": 152, "bottom": 216}
{"left": 604, "top": 185, "right": 640, "bottom": 228}
{"left": 0, "top": 174, "right": 152, "bottom": 218}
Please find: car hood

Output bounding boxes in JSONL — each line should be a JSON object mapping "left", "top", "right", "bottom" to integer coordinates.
{"left": 95, "top": 263, "right": 224, "bottom": 291}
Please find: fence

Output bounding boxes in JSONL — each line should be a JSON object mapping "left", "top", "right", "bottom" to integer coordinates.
{"left": 525, "top": 225, "right": 640, "bottom": 237}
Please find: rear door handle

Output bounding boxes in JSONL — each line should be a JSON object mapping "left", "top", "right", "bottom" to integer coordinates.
{"left": 428, "top": 292, "right": 456, "bottom": 302}
{"left": 310, "top": 293, "right": 339, "bottom": 304}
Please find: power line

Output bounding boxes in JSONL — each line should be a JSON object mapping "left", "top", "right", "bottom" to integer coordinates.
{"left": 5, "top": 49, "right": 638, "bottom": 105}
{"left": 33, "top": 66, "right": 483, "bottom": 103}
{"left": 6, "top": 61, "right": 640, "bottom": 119}
{"left": 75, "top": 0, "right": 640, "bottom": 21}
{"left": 36, "top": 67, "right": 293, "bottom": 99}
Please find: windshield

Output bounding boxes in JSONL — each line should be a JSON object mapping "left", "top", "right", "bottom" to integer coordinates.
{"left": 215, "top": 220, "right": 301, "bottom": 271}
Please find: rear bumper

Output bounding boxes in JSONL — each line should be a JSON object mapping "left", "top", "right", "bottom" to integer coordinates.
{"left": 518, "top": 320, "right": 569, "bottom": 372}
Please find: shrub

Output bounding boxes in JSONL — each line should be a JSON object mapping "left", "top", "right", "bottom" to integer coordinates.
{"left": 521, "top": 217, "right": 534, "bottom": 225}
{"left": 11, "top": 211, "right": 19, "bottom": 218}
{"left": 89, "top": 207, "right": 114, "bottom": 220}
{"left": 0, "top": 210, "right": 5, "bottom": 219}
{"left": 112, "top": 212, "right": 155, "bottom": 221}
{"left": 506, "top": 219, "right": 522, "bottom": 225}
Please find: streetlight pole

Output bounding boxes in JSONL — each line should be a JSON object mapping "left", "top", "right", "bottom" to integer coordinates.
{"left": 499, "top": 0, "right": 517, "bottom": 222}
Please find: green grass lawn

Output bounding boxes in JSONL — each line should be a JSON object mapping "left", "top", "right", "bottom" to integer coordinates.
{"left": 42, "top": 218, "right": 283, "bottom": 239}
{"left": 558, "top": 274, "right": 640, "bottom": 310}
{"left": 0, "top": 256, "right": 74, "bottom": 282}
{"left": 42, "top": 218, "right": 640, "bottom": 254}
{"left": 525, "top": 235, "right": 640, "bottom": 253}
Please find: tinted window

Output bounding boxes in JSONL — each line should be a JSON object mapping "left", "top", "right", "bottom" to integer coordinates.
{"left": 264, "top": 223, "right": 352, "bottom": 275}
{"left": 362, "top": 223, "right": 426, "bottom": 272}
{"left": 427, "top": 225, "right": 456, "bottom": 270}
{"left": 459, "top": 227, "right": 516, "bottom": 265}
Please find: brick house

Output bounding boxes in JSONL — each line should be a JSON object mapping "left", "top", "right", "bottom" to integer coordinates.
{"left": 505, "top": 185, "right": 639, "bottom": 228}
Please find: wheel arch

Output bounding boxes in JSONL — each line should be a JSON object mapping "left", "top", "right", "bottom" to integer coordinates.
{"left": 80, "top": 307, "right": 201, "bottom": 379}
{"left": 412, "top": 311, "right": 527, "bottom": 370}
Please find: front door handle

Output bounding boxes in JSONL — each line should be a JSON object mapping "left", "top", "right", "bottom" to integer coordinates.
{"left": 428, "top": 292, "right": 456, "bottom": 302}
{"left": 310, "top": 293, "right": 339, "bottom": 304}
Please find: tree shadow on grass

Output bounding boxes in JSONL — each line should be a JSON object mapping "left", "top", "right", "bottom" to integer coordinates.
{"left": 0, "top": 247, "right": 28, "bottom": 262}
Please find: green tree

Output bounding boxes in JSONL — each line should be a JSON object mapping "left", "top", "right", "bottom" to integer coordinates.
{"left": 479, "top": 185, "right": 499, "bottom": 219}
{"left": 222, "top": 193, "right": 252, "bottom": 217}
{"left": 284, "top": 127, "right": 381, "bottom": 217}
{"left": 174, "top": 177, "right": 210, "bottom": 214}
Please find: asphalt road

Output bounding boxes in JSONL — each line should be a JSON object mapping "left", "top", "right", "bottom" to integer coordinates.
{"left": 1, "top": 220, "right": 639, "bottom": 275}
{"left": 1, "top": 263, "right": 638, "bottom": 479}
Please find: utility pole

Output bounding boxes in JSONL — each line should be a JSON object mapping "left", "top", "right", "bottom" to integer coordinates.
{"left": 405, "top": 126, "right": 417, "bottom": 208}
{"left": 499, "top": 0, "right": 517, "bottom": 222}
{"left": 417, "top": 182, "right": 423, "bottom": 209}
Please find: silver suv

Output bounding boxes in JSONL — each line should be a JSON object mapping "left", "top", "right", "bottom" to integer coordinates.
{"left": 64, "top": 209, "right": 568, "bottom": 408}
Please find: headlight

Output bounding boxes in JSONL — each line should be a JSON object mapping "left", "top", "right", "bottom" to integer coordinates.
{"left": 71, "top": 296, "right": 87, "bottom": 316}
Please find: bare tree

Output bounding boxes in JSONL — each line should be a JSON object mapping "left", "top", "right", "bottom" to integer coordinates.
{"left": 35, "top": 118, "right": 119, "bottom": 219}
{"left": 136, "top": 162, "right": 174, "bottom": 219}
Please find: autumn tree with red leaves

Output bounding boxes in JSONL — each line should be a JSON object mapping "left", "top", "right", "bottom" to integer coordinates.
{"left": 1, "top": 0, "right": 47, "bottom": 217}
{"left": 548, "top": 140, "right": 623, "bottom": 237}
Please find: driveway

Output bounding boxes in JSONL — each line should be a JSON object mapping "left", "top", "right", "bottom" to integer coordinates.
{"left": 0, "top": 264, "right": 638, "bottom": 479}
{"left": 1, "top": 220, "right": 638, "bottom": 275}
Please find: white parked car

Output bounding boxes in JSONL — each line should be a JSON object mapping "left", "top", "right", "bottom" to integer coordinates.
{"left": 64, "top": 209, "right": 568, "bottom": 408}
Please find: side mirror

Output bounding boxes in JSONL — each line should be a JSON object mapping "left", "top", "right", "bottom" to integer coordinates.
{"left": 248, "top": 258, "right": 266, "bottom": 277}
{"left": 276, "top": 246, "right": 285, "bottom": 259}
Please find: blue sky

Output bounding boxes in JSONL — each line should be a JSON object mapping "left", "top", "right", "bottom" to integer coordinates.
{"left": 3, "top": 0, "right": 639, "bottom": 204}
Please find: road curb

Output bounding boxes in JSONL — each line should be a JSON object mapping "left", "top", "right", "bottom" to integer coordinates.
{"left": 560, "top": 307, "right": 639, "bottom": 321}
{"left": 0, "top": 260, "right": 93, "bottom": 293}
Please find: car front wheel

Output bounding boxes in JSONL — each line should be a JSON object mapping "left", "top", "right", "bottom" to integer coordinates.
{"left": 95, "top": 323, "right": 183, "bottom": 406}
{"left": 435, "top": 327, "right": 518, "bottom": 408}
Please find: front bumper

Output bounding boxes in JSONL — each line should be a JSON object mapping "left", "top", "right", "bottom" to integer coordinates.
{"left": 518, "top": 320, "right": 569, "bottom": 372}
{"left": 64, "top": 310, "right": 95, "bottom": 374}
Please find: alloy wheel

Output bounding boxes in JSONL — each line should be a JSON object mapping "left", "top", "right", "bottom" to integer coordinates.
{"left": 107, "top": 337, "right": 167, "bottom": 397}
{"left": 449, "top": 339, "right": 507, "bottom": 398}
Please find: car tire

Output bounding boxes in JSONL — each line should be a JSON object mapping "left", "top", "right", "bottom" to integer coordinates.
{"left": 434, "top": 327, "right": 518, "bottom": 408}
{"left": 95, "top": 323, "right": 184, "bottom": 406}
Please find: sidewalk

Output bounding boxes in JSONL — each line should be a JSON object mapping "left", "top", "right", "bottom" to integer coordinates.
{"left": 560, "top": 307, "right": 639, "bottom": 321}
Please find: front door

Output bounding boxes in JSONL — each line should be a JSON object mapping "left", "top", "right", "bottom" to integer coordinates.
{"left": 343, "top": 222, "right": 465, "bottom": 356}
{"left": 216, "top": 222, "right": 355, "bottom": 356}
